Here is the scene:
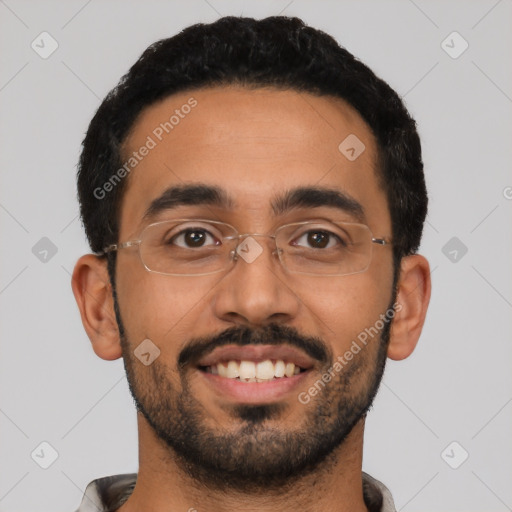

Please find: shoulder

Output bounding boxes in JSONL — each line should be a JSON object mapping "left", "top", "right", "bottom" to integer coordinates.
{"left": 362, "top": 472, "right": 397, "bottom": 512}
{"left": 74, "top": 474, "right": 137, "bottom": 512}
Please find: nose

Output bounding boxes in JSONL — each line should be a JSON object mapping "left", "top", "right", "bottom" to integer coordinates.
{"left": 211, "top": 235, "right": 301, "bottom": 327}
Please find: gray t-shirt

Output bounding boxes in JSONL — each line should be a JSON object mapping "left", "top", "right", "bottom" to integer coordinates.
{"left": 74, "top": 472, "right": 396, "bottom": 512}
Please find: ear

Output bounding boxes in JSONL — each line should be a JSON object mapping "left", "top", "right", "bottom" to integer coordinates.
{"left": 387, "top": 254, "right": 431, "bottom": 361}
{"left": 71, "top": 254, "right": 122, "bottom": 360}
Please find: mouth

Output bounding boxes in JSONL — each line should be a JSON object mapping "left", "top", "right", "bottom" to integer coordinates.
{"left": 196, "top": 344, "right": 315, "bottom": 403}
{"left": 200, "top": 358, "right": 307, "bottom": 382}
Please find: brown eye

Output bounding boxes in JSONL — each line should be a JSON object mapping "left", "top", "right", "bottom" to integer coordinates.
{"left": 170, "top": 229, "right": 219, "bottom": 248}
{"left": 293, "top": 230, "right": 345, "bottom": 250}
{"left": 307, "top": 231, "right": 330, "bottom": 249}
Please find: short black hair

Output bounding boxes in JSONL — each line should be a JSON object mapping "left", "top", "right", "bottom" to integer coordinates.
{"left": 77, "top": 15, "right": 427, "bottom": 281}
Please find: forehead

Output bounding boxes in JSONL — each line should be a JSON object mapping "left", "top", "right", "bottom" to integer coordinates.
{"left": 118, "top": 86, "right": 389, "bottom": 236}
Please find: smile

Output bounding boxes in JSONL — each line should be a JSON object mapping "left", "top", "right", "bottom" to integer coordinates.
{"left": 201, "top": 359, "right": 306, "bottom": 382}
{"left": 196, "top": 344, "right": 314, "bottom": 403}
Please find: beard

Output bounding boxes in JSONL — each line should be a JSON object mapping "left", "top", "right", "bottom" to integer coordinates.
{"left": 113, "top": 285, "right": 396, "bottom": 492}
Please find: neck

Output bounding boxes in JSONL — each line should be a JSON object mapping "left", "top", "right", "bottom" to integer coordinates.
{"left": 117, "top": 414, "right": 369, "bottom": 512}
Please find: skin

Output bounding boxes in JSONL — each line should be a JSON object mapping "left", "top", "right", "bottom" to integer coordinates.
{"left": 72, "top": 86, "right": 431, "bottom": 512}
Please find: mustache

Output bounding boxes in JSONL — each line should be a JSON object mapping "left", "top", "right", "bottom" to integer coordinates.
{"left": 178, "top": 323, "right": 330, "bottom": 369}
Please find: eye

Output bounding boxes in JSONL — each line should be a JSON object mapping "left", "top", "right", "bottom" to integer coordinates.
{"left": 169, "top": 228, "right": 220, "bottom": 248}
{"left": 292, "top": 229, "right": 347, "bottom": 250}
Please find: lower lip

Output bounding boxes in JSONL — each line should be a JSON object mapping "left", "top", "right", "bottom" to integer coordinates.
{"left": 198, "top": 369, "right": 311, "bottom": 404}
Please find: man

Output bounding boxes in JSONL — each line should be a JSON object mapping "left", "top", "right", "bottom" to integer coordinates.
{"left": 71, "top": 15, "right": 430, "bottom": 512}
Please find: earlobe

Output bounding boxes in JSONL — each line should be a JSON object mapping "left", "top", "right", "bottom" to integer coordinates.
{"left": 387, "top": 254, "right": 431, "bottom": 361}
{"left": 71, "top": 254, "right": 123, "bottom": 361}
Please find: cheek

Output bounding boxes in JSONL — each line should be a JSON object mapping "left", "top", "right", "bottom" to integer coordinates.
{"left": 295, "top": 266, "right": 393, "bottom": 357}
{"left": 115, "top": 269, "right": 221, "bottom": 353}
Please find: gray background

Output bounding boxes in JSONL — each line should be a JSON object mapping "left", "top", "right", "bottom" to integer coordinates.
{"left": 1, "top": 0, "right": 511, "bottom": 510}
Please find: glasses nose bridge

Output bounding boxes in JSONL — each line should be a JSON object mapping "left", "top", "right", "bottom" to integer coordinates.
{"left": 237, "top": 231, "right": 276, "bottom": 240}
{"left": 231, "top": 232, "right": 282, "bottom": 263}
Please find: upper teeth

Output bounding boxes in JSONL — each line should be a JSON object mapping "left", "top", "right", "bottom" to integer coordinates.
{"left": 207, "top": 359, "right": 301, "bottom": 381}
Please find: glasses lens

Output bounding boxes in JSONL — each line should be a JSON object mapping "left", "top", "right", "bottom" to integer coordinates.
{"left": 140, "top": 220, "right": 237, "bottom": 275}
{"left": 277, "top": 222, "right": 372, "bottom": 276}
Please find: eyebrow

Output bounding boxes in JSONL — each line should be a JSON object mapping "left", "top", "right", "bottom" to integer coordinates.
{"left": 141, "top": 183, "right": 366, "bottom": 224}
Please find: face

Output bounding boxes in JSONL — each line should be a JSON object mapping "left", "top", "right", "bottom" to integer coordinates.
{"left": 113, "top": 86, "right": 395, "bottom": 489}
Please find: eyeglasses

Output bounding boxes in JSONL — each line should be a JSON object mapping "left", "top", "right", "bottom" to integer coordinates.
{"left": 99, "top": 218, "right": 391, "bottom": 277}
